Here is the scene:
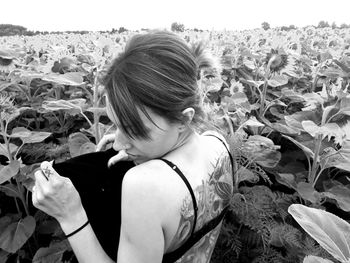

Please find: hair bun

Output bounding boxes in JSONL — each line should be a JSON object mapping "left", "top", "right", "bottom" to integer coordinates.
{"left": 190, "top": 42, "right": 221, "bottom": 80}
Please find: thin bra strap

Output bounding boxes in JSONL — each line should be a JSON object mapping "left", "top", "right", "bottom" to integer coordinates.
{"left": 204, "top": 134, "right": 235, "bottom": 186}
{"left": 157, "top": 158, "right": 198, "bottom": 237}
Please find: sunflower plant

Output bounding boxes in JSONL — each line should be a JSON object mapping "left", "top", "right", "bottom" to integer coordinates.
{"left": 209, "top": 28, "right": 350, "bottom": 263}
{"left": 0, "top": 92, "right": 56, "bottom": 261}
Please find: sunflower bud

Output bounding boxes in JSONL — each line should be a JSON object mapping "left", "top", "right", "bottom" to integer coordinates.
{"left": 0, "top": 93, "right": 16, "bottom": 120}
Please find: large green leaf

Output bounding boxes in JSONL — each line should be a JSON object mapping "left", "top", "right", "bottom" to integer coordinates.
{"left": 322, "top": 183, "right": 350, "bottom": 212}
{"left": 320, "top": 67, "right": 350, "bottom": 78}
{"left": 321, "top": 140, "right": 350, "bottom": 172}
{"left": 0, "top": 49, "right": 18, "bottom": 59}
{"left": 10, "top": 127, "right": 51, "bottom": 144}
{"left": 0, "top": 108, "right": 20, "bottom": 123}
{"left": 320, "top": 123, "right": 345, "bottom": 144}
{"left": 0, "top": 160, "right": 20, "bottom": 184}
{"left": 296, "top": 182, "right": 321, "bottom": 203}
{"left": 339, "top": 95, "right": 350, "bottom": 116}
{"left": 0, "top": 216, "right": 12, "bottom": 233}
{"left": 281, "top": 88, "right": 305, "bottom": 102}
{"left": 288, "top": 204, "right": 350, "bottom": 263}
{"left": 51, "top": 57, "right": 76, "bottom": 73}
{"left": 41, "top": 99, "right": 87, "bottom": 117}
{"left": 284, "top": 115, "right": 304, "bottom": 131}
{"left": 241, "top": 135, "right": 281, "bottom": 168}
{"left": 322, "top": 105, "right": 339, "bottom": 125}
{"left": 242, "top": 116, "right": 265, "bottom": 128}
{"left": 68, "top": 132, "right": 95, "bottom": 157}
{"left": 270, "top": 122, "right": 300, "bottom": 135}
{"left": 0, "top": 249, "right": 10, "bottom": 262}
{"left": 236, "top": 166, "right": 259, "bottom": 184}
{"left": 0, "top": 183, "right": 21, "bottom": 198}
{"left": 42, "top": 72, "right": 84, "bottom": 86}
{"left": 302, "top": 121, "right": 345, "bottom": 144}
{"left": 0, "top": 216, "right": 36, "bottom": 253}
{"left": 303, "top": 93, "right": 324, "bottom": 107}
{"left": 303, "top": 255, "right": 334, "bottom": 263}
{"left": 302, "top": 120, "right": 320, "bottom": 138}
{"left": 202, "top": 77, "right": 224, "bottom": 93}
{"left": 289, "top": 110, "right": 321, "bottom": 124}
{"left": 33, "top": 240, "right": 71, "bottom": 263}
{"left": 268, "top": 74, "right": 289, "bottom": 87}
{"left": 282, "top": 135, "right": 314, "bottom": 159}
{"left": 276, "top": 173, "right": 297, "bottom": 189}
{"left": 0, "top": 143, "right": 18, "bottom": 159}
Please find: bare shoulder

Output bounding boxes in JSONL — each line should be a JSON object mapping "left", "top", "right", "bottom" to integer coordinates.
{"left": 201, "top": 130, "right": 228, "bottom": 146}
{"left": 200, "top": 131, "right": 230, "bottom": 161}
{"left": 122, "top": 160, "right": 169, "bottom": 199}
{"left": 121, "top": 160, "right": 176, "bottom": 212}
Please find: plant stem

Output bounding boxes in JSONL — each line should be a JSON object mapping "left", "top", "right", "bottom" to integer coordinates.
{"left": 93, "top": 75, "right": 101, "bottom": 144}
{"left": 1, "top": 118, "right": 30, "bottom": 216}
{"left": 224, "top": 115, "right": 234, "bottom": 136}
{"left": 310, "top": 134, "right": 322, "bottom": 184}
{"left": 312, "top": 168, "right": 325, "bottom": 188}
{"left": 0, "top": 119, "right": 22, "bottom": 214}
{"left": 259, "top": 79, "right": 269, "bottom": 116}
{"left": 259, "top": 58, "right": 272, "bottom": 117}
{"left": 1, "top": 119, "right": 12, "bottom": 162}
{"left": 79, "top": 110, "right": 93, "bottom": 127}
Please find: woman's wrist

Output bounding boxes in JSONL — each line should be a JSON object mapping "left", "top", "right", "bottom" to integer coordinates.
{"left": 58, "top": 208, "right": 89, "bottom": 236}
{"left": 65, "top": 220, "right": 90, "bottom": 238}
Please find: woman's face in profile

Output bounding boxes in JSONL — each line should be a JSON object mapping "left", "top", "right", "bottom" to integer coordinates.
{"left": 106, "top": 101, "right": 182, "bottom": 164}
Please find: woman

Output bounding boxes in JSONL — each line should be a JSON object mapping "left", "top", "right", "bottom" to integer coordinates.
{"left": 32, "top": 30, "right": 234, "bottom": 263}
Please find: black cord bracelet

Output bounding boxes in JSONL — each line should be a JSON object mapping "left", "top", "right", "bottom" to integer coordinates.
{"left": 65, "top": 220, "right": 90, "bottom": 238}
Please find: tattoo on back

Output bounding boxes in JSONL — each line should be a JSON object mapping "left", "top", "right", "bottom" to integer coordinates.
{"left": 168, "top": 153, "right": 233, "bottom": 263}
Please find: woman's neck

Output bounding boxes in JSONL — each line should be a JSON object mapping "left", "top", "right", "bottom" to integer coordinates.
{"left": 134, "top": 129, "right": 197, "bottom": 165}
{"left": 168, "top": 129, "right": 197, "bottom": 155}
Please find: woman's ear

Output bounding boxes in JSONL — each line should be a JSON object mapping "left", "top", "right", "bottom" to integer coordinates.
{"left": 178, "top": 108, "right": 195, "bottom": 131}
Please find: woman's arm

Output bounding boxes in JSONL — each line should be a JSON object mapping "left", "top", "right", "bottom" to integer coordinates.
{"left": 62, "top": 219, "right": 115, "bottom": 263}
{"left": 32, "top": 161, "right": 165, "bottom": 263}
{"left": 117, "top": 167, "right": 165, "bottom": 263}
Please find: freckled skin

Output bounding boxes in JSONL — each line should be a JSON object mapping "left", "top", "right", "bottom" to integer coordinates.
{"left": 166, "top": 154, "right": 233, "bottom": 263}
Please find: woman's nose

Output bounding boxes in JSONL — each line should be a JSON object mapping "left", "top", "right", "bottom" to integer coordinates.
{"left": 112, "top": 129, "right": 131, "bottom": 151}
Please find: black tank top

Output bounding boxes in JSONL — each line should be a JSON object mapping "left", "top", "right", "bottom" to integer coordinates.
{"left": 51, "top": 134, "right": 233, "bottom": 263}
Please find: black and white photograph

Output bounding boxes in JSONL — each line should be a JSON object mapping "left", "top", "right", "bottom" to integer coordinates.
{"left": 1, "top": 0, "right": 350, "bottom": 262}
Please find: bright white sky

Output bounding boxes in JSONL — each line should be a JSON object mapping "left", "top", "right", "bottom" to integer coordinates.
{"left": 2, "top": 0, "right": 349, "bottom": 32}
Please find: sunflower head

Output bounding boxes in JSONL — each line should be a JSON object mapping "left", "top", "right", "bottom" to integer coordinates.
{"left": 0, "top": 49, "right": 17, "bottom": 73}
{"left": 265, "top": 48, "right": 296, "bottom": 75}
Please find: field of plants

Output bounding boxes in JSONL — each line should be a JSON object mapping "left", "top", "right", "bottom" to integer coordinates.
{"left": 0, "top": 26, "right": 350, "bottom": 263}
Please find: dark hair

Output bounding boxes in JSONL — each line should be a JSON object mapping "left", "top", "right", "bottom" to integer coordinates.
{"left": 102, "top": 30, "right": 205, "bottom": 139}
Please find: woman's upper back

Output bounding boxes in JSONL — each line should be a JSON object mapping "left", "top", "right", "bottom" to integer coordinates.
{"left": 124, "top": 130, "right": 233, "bottom": 263}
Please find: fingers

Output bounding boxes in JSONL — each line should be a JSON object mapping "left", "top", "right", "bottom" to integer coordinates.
{"left": 40, "top": 161, "right": 59, "bottom": 180}
{"left": 96, "top": 134, "right": 115, "bottom": 152}
{"left": 33, "top": 161, "right": 63, "bottom": 196}
{"left": 107, "top": 150, "right": 129, "bottom": 167}
{"left": 32, "top": 169, "right": 49, "bottom": 208}
{"left": 34, "top": 169, "right": 50, "bottom": 187}
{"left": 32, "top": 161, "right": 69, "bottom": 208}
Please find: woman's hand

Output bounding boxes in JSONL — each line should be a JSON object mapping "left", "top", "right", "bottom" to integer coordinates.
{"left": 96, "top": 134, "right": 130, "bottom": 167}
{"left": 32, "top": 161, "right": 88, "bottom": 233}
{"left": 96, "top": 133, "right": 115, "bottom": 152}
